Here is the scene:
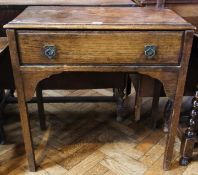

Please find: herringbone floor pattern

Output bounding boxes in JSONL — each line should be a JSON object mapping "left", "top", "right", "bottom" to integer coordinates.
{"left": 0, "top": 89, "right": 198, "bottom": 175}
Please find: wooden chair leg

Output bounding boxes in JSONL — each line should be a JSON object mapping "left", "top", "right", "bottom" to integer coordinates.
{"left": 180, "top": 91, "right": 198, "bottom": 166}
{"left": 134, "top": 75, "right": 142, "bottom": 121}
{"left": 36, "top": 85, "right": 46, "bottom": 131}
{"left": 150, "top": 80, "right": 162, "bottom": 129}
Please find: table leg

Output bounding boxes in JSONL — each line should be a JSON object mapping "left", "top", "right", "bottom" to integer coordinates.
{"left": 163, "top": 30, "right": 194, "bottom": 170}
{"left": 17, "top": 93, "right": 36, "bottom": 171}
{"left": 163, "top": 94, "right": 183, "bottom": 170}
{"left": 7, "top": 29, "right": 36, "bottom": 172}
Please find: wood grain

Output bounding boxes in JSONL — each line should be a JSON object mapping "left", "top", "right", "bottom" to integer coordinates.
{"left": 166, "top": 4, "right": 198, "bottom": 32}
{"left": 17, "top": 31, "right": 183, "bottom": 65}
{"left": 68, "top": 151, "right": 105, "bottom": 175}
{"left": 1, "top": 90, "right": 197, "bottom": 175}
{"left": 163, "top": 30, "right": 194, "bottom": 170}
{"left": 0, "top": 0, "right": 135, "bottom": 5}
{"left": 134, "top": 1, "right": 198, "bottom": 32}
{"left": 6, "top": 29, "right": 36, "bottom": 171}
{"left": 4, "top": 6, "right": 194, "bottom": 30}
{"left": 5, "top": 5, "right": 195, "bottom": 172}
{"left": 83, "top": 163, "right": 109, "bottom": 175}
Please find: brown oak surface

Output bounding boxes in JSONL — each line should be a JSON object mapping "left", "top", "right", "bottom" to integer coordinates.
{"left": 4, "top": 5, "right": 195, "bottom": 172}
{"left": 132, "top": 1, "right": 198, "bottom": 32}
{"left": 0, "top": 0, "right": 135, "bottom": 5}
{"left": 4, "top": 6, "right": 194, "bottom": 30}
{"left": 17, "top": 31, "right": 182, "bottom": 64}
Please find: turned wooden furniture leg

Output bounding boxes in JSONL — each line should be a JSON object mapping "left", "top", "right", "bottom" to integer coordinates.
{"left": 180, "top": 136, "right": 195, "bottom": 166}
{"left": 36, "top": 85, "right": 46, "bottom": 131}
{"left": 180, "top": 91, "right": 198, "bottom": 166}
{"left": 134, "top": 75, "right": 142, "bottom": 121}
{"left": 115, "top": 88, "right": 125, "bottom": 122}
{"left": 163, "top": 31, "right": 194, "bottom": 170}
{"left": 151, "top": 80, "right": 162, "bottom": 129}
{"left": 7, "top": 30, "right": 36, "bottom": 172}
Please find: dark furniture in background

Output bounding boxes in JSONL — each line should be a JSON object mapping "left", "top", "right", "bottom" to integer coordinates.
{"left": 179, "top": 90, "right": 198, "bottom": 165}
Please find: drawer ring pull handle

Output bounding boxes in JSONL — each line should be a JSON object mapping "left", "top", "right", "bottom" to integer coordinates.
{"left": 43, "top": 45, "right": 56, "bottom": 59}
{"left": 144, "top": 45, "right": 156, "bottom": 59}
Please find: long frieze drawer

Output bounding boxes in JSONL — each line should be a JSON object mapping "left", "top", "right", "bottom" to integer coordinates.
{"left": 17, "top": 31, "right": 183, "bottom": 64}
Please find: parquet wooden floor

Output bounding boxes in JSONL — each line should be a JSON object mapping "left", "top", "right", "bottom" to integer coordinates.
{"left": 0, "top": 89, "right": 198, "bottom": 175}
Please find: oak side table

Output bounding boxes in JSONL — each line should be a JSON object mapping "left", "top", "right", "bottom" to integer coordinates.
{"left": 4, "top": 6, "right": 195, "bottom": 171}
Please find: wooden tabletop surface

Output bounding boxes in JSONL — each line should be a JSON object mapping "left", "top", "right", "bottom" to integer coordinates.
{"left": 0, "top": 0, "right": 135, "bottom": 5}
{"left": 4, "top": 6, "right": 195, "bottom": 30}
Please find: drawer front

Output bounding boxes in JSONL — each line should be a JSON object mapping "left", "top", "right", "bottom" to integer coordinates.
{"left": 17, "top": 31, "right": 183, "bottom": 64}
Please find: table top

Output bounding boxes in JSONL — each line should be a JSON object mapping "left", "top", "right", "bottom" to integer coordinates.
{"left": 4, "top": 6, "right": 195, "bottom": 30}
{"left": 0, "top": 0, "right": 135, "bottom": 6}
